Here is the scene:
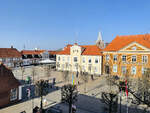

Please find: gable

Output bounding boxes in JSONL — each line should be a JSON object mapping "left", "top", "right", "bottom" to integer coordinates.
{"left": 119, "top": 42, "right": 150, "bottom": 51}
{"left": 70, "top": 45, "right": 81, "bottom": 55}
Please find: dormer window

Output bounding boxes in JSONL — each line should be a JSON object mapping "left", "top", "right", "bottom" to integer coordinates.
{"left": 132, "top": 46, "right": 136, "bottom": 50}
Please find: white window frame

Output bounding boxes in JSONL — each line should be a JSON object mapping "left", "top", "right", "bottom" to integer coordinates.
{"left": 82, "top": 57, "right": 85, "bottom": 63}
{"left": 74, "top": 57, "right": 78, "bottom": 62}
{"left": 106, "top": 55, "right": 109, "bottom": 61}
{"left": 113, "top": 65, "right": 117, "bottom": 73}
{"left": 113, "top": 55, "right": 117, "bottom": 62}
{"left": 58, "top": 56, "right": 60, "bottom": 61}
{"left": 67, "top": 57, "right": 70, "bottom": 62}
{"left": 142, "top": 55, "right": 148, "bottom": 63}
{"left": 121, "top": 66, "right": 126, "bottom": 75}
{"left": 131, "top": 66, "right": 136, "bottom": 75}
{"left": 62, "top": 57, "right": 65, "bottom": 62}
{"left": 122, "top": 55, "right": 126, "bottom": 62}
{"left": 132, "top": 55, "right": 136, "bottom": 63}
{"left": 142, "top": 67, "right": 147, "bottom": 75}
{"left": 10, "top": 88, "right": 17, "bottom": 101}
{"left": 94, "top": 67, "right": 97, "bottom": 72}
{"left": 95, "top": 58, "right": 98, "bottom": 63}
{"left": 88, "top": 58, "right": 92, "bottom": 63}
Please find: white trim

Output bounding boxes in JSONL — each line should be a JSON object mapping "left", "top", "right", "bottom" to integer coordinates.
{"left": 142, "top": 55, "right": 148, "bottom": 63}
{"left": 131, "top": 66, "right": 136, "bottom": 75}
{"left": 119, "top": 42, "right": 150, "bottom": 51}
{"left": 131, "top": 55, "right": 137, "bottom": 63}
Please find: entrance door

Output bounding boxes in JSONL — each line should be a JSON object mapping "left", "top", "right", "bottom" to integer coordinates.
{"left": 105, "top": 65, "right": 110, "bottom": 74}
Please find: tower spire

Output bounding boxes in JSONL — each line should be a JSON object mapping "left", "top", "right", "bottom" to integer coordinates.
{"left": 96, "top": 31, "right": 102, "bottom": 43}
{"left": 96, "top": 31, "right": 104, "bottom": 49}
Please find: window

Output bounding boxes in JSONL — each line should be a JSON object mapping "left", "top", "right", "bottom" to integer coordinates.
{"left": 132, "top": 46, "right": 137, "bottom": 50}
{"left": 106, "top": 55, "right": 109, "bottom": 61}
{"left": 62, "top": 64, "right": 65, "bottom": 69}
{"left": 74, "top": 57, "right": 77, "bottom": 62}
{"left": 113, "top": 65, "right": 117, "bottom": 73}
{"left": 82, "top": 57, "right": 85, "bottom": 63}
{"left": 142, "top": 67, "right": 147, "bottom": 75}
{"left": 66, "top": 63, "right": 69, "bottom": 69}
{"left": 131, "top": 66, "right": 136, "bottom": 75}
{"left": 94, "top": 67, "right": 97, "bottom": 72}
{"left": 132, "top": 55, "right": 136, "bottom": 62}
{"left": 142, "top": 56, "right": 148, "bottom": 63}
{"left": 82, "top": 66, "right": 85, "bottom": 71}
{"left": 121, "top": 66, "right": 126, "bottom": 75}
{"left": 67, "top": 57, "right": 70, "bottom": 62}
{"left": 58, "top": 57, "right": 60, "bottom": 61}
{"left": 10, "top": 88, "right": 17, "bottom": 101}
{"left": 88, "top": 58, "right": 91, "bottom": 63}
{"left": 95, "top": 58, "right": 98, "bottom": 63}
{"left": 113, "top": 55, "right": 117, "bottom": 61}
{"left": 88, "top": 65, "right": 92, "bottom": 71}
{"left": 122, "top": 55, "right": 126, "bottom": 62}
{"left": 2, "top": 58, "right": 6, "bottom": 63}
{"left": 62, "top": 57, "right": 65, "bottom": 61}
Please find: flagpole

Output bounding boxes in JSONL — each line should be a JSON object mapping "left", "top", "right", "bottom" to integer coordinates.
{"left": 125, "top": 80, "right": 128, "bottom": 113}
{"left": 126, "top": 96, "right": 128, "bottom": 113}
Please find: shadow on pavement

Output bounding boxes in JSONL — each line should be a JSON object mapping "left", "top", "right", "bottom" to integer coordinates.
{"left": 44, "top": 94, "right": 149, "bottom": 113}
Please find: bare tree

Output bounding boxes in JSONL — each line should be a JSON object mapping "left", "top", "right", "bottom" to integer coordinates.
{"left": 44, "top": 65, "right": 51, "bottom": 80}
{"left": 32, "top": 66, "right": 36, "bottom": 84}
{"left": 21, "top": 66, "right": 25, "bottom": 81}
{"left": 35, "top": 80, "right": 49, "bottom": 113}
{"left": 62, "top": 71, "right": 70, "bottom": 84}
{"left": 101, "top": 92, "right": 118, "bottom": 113}
{"left": 61, "top": 84, "right": 78, "bottom": 113}
{"left": 80, "top": 71, "right": 89, "bottom": 94}
{"left": 132, "top": 68, "right": 150, "bottom": 106}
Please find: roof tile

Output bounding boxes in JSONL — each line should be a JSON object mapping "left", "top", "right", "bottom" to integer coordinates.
{"left": 104, "top": 34, "right": 150, "bottom": 51}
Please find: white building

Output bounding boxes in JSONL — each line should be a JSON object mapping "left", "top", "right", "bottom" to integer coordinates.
{"left": 56, "top": 33, "right": 104, "bottom": 75}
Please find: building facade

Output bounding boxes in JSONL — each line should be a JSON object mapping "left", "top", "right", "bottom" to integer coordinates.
{"left": 0, "top": 47, "right": 22, "bottom": 67}
{"left": 56, "top": 43, "right": 103, "bottom": 75}
{"left": 0, "top": 63, "right": 21, "bottom": 107}
{"left": 21, "top": 49, "right": 49, "bottom": 65}
{"left": 103, "top": 34, "right": 150, "bottom": 77}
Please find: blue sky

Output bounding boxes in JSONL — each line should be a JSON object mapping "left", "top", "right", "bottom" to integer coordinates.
{"left": 0, "top": 0, "right": 150, "bottom": 50}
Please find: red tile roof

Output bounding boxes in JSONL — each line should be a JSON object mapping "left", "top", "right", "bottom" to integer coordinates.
{"left": 21, "top": 50, "right": 45, "bottom": 55}
{"left": 104, "top": 34, "right": 150, "bottom": 51}
{"left": 57, "top": 44, "right": 102, "bottom": 56}
{"left": 48, "top": 51, "right": 60, "bottom": 55}
{"left": 0, "top": 48, "right": 21, "bottom": 58}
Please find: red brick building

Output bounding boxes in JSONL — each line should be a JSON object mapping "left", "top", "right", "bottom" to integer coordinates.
{"left": 0, "top": 47, "right": 22, "bottom": 67}
{"left": 0, "top": 63, "right": 20, "bottom": 107}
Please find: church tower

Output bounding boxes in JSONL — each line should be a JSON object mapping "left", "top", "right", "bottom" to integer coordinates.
{"left": 96, "top": 32, "right": 104, "bottom": 49}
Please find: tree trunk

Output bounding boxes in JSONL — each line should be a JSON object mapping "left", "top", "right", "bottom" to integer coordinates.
{"left": 109, "top": 95, "right": 112, "bottom": 113}
{"left": 69, "top": 89, "right": 73, "bottom": 113}
{"left": 40, "top": 95, "right": 43, "bottom": 113}
{"left": 69, "top": 102, "right": 72, "bottom": 113}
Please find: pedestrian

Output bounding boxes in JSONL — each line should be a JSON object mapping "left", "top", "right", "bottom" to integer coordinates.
{"left": 78, "top": 81, "right": 80, "bottom": 85}
{"left": 76, "top": 71, "right": 78, "bottom": 78}
{"left": 53, "top": 78, "right": 56, "bottom": 85}
{"left": 26, "top": 88, "right": 31, "bottom": 99}
{"left": 91, "top": 75, "right": 94, "bottom": 80}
